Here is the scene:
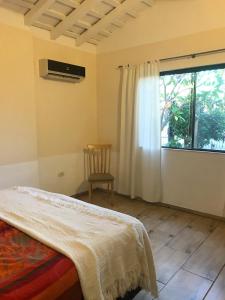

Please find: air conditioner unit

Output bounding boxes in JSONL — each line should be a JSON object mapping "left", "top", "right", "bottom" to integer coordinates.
{"left": 39, "top": 59, "right": 85, "bottom": 83}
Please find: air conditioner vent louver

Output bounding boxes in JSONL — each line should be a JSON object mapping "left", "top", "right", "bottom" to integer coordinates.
{"left": 39, "top": 59, "right": 85, "bottom": 83}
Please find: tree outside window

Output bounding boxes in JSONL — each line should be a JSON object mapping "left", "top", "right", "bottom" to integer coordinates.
{"left": 160, "top": 65, "right": 225, "bottom": 151}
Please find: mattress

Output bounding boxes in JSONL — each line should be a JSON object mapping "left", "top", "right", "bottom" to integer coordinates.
{"left": 0, "top": 219, "right": 83, "bottom": 300}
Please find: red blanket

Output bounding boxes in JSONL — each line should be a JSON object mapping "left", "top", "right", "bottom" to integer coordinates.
{"left": 0, "top": 220, "right": 83, "bottom": 300}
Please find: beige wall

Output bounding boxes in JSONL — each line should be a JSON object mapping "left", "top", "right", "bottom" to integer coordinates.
{"left": 97, "top": 28, "right": 225, "bottom": 217}
{"left": 0, "top": 23, "right": 37, "bottom": 165}
{"left": 33, "top": 38, "right": 97, "bottom": 157}
{"left": 33, "top": 38, "right": 98, "bottom": 195}
{"left": 0, "top": 22, "right": 98, "bottom": 194}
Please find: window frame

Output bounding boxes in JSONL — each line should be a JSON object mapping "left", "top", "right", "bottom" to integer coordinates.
{"left": 160, "top": 63, "right": 225, "bottom": 154}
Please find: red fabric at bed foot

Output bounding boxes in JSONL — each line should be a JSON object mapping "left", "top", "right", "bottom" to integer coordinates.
{"left": 0, "top": 220, "right": 83, "bottom": 300}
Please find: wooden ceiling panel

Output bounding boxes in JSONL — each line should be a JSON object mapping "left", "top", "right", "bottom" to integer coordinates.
{"left": 81, "top": 13, "right": 98, "bottom": 24}
{"left": 49, "top": 1, "right": 75, "bottom": 15}
{"left": 38, "top": 14, "right": 60, "bottom": 26}
{"left": 1, "top": 0, "right": 29, "bottom": 13}
{"left": 70, "top": 24, "right": 85, "bottom": 34}
{"left": 33, "top": 21, "right": 54, "bottom": 30}
{"left": 0, "top": 0, "right": 154, "bottom": 45}
{"left": 94, "top": 2, "right": 115, "bottom": 15}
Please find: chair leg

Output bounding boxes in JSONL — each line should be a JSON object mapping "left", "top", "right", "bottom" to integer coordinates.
{"left": 109, "top": 181, "right": 114, "bottom": 206}
{"left": 89, "top": 183, "right": 92, "bottom": 201}
{"left": 107, "top": 183, "right": 110, "bottom": 194}
{"left": 111, "top": 181, "right": 114, "bottom": 195}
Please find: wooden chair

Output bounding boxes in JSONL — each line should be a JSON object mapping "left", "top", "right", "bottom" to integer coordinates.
{"left": 84, "top": 144, "right": 114, "bottom": 200}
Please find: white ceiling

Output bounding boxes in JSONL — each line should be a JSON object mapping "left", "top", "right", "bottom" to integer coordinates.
{"left": 0, "top": 0, "right": 154, "bottom": 45}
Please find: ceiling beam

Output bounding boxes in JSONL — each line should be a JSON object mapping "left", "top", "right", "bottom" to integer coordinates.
{"left": 46, "top": 9, "right": 66, "bottom": 20}
{"left": 99, "top": 29, "right": 111, "bottom": 37}
{"left": 75, "top": 19, "right": 92, "bottom": 29}
{"left": 88, "top": 37, "right": 100, "bottom": 45}
{"left": 57, "top": 0, "right": 80, "bottom": 8}
{"left": 76, "top": 0, "right": 153, "bottom": 46}
{"left": 111, "top": 19, "right": 124, "bottom": 27}
{"left": 88, "top": 9, "right": 103, "bottom": 19}
{"left": 103, "top": 0, "right": 120, "bottom": 7}
{"left": 50, "top": 0, "right": 100, "bottom": 39}
{"left": 127, "top": 9, "right": 137, "bottom": 18}
{"left": 7, "top": 0, "right": 34, "bottom": 9}
{"left": 64, "top": 30, "right": 79, "bottom": 38}
{"left": 24, "top": 0, "right": 55, "bottom": 25}
{"left": 142, "top": 0, "right": 154, "bottom": 6}
{"left": 33, "top": 21, "right": 54, "bottom": 31}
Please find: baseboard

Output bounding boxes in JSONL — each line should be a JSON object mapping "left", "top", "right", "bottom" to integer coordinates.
{"left": 113, "top": 191, "right": 225, "bottom": 222}
{"left": 156, "top": 202, "right": 225, "bottom": 222}
{"left": 73, "top": 188, "right": 225, "bottom": 222}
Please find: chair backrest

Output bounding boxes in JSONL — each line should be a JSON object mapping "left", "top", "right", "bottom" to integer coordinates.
{"left": 84, "top": 144, "right": 112, "bottom": 176}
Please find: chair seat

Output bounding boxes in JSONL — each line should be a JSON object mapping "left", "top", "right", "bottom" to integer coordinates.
{"left": 88, "top": 173, "right": 114, "bottom": 182}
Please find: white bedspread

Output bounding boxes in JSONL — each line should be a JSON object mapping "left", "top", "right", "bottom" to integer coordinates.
{"left": 0, "top": 187, "right": 158, "bottom": 300}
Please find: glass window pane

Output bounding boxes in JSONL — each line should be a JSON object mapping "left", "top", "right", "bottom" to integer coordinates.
{"left": 195, "top": 69, "right": 225, "bottom": 151}
{"left": 160, "top": 73, "right": 193, "bottom": 148}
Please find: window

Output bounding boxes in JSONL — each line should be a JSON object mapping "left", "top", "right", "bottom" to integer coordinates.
{"left": 160, "top": 64, "right": 225, "bottom": 152}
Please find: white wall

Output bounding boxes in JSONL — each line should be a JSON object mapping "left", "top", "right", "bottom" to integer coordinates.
{"left": 0, "top": 161, "right": 39, "bottom": 189}
{"left": 162, "top": 149, "right": 225, "bottom": 217}
{"left": 109, "top": 150, "right": 225, "bottom": 217}
{"left": 38, "top": 153, "right": 88, "bottom": 196}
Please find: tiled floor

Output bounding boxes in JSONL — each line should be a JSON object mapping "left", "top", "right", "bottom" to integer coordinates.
{"left": 77, "top": 190, "right": 225, "bottom": 300}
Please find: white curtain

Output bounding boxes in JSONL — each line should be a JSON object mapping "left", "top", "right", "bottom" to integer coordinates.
{"left": 117, "top": 61, "right": 161, "bottom": 202}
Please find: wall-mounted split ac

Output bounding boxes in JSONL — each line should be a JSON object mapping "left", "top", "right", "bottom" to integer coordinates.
{"left": 39, "top": 59, "right": 85, "bottom": 83}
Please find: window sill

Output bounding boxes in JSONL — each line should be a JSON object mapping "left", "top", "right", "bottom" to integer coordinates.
{"left": 161, "top": 146, "right": 225, "bottom": 155}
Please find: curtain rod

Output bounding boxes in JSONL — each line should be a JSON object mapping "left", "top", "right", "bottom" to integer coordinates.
{"left": 118, "top": 48, "right": 225, "bottom": 68}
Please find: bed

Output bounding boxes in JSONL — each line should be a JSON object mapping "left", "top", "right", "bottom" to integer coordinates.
{"left": 0, "top": 187, "right": 158, "bottom": 300}
{"left": 0, "top": 219, "right": 82, "bottom": 299}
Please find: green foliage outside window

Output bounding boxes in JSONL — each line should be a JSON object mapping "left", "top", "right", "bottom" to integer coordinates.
{"left": 160, "top": 66, "right": 225, "bottom": 151}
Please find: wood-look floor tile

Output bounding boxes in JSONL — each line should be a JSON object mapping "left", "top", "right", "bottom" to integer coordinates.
{"left": 133, "top": 281, "right": 166, "bottom": 300}
{"left": 168, "top": 226, "right": 206, "bottom": 254}
{"left": 115, "top": 200, "right": 147, "bottom": 217}
{"left": 158, "top": 269, "right": 212, "bottom": 300}
{"left": 157, "top": 281, "right": 165, "bottom": 292}
{"left": 79, "top": 193, "right": 112, "bottom": 209}
{"left": 154, "top": 246, "right": 189, "bottom": 284}
{"left": 148, "top": 229, "right": 174, "bottom": 254}
{"left": 133, "top": 290, "right": 153, "bottom": 300}
{"left": 204, "top": 266, "right": 225, "bottom": 300}
{"left": 184, "top": 225, "right": 225, "bottom": 280}
{"left": 139, "top": 207, "right": 173, "bottom": 231}
{"left": 77, "top": 191, "right": 225, "bottom": 300}
{"left": 133, "top": 281, "right": 166, "bottom": 299}
{"left": 167, "top": 216, "right": 217, "bottom": 254}
{"left": 156, "top": 212, "right": 194, "bottom": 236}
{"left": 190, "top": 216, "right": 218, "bottom": 232}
